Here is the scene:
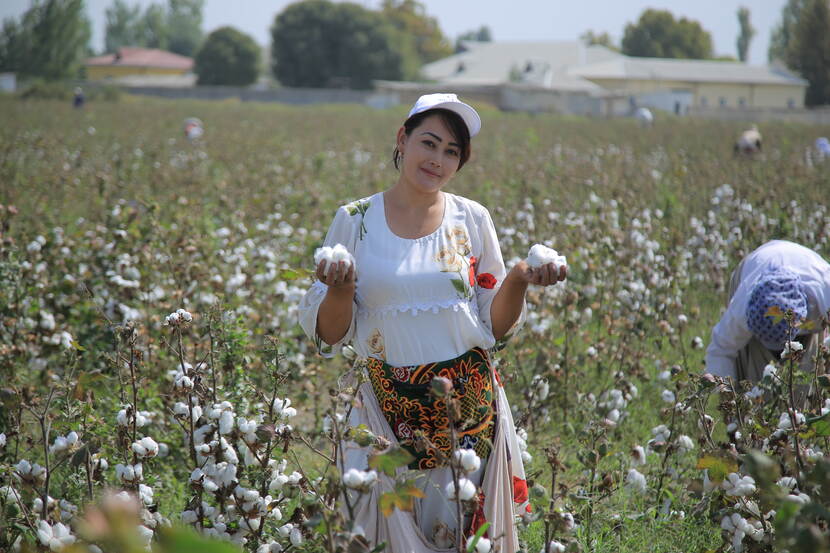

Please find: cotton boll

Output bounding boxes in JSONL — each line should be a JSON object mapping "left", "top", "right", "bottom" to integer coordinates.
{"left": 676, "top": 435, "right": 695, "bottom": 454}
{"left": 313, "top": 246, "right": 333, "bottom": 266}
{"left": 330, "top": 244, "right": 351, "bottom": 263}
{"left": 454, "top": 449, "right": 481, "bottom": 474}
{"left": 467, "top": 536, "right": 492, "bottom": 553}
{"left": 314, "top": 243, "right": 356, "bottom": 275}
{"left": 446, "top": 478, "right": 477, "bottom": 501}
{"left": 526, "top": 244, "right": 567, "bottom": 271}
{"left": 777, "top": 476, "right": 798, "bottom": 491}
{"left": 631, "top": 445, "right": 646, "bottom": 466}
{"left": 625, "top": 469, "right": 647, "bottom": 494}
{"left": 722, "top": 473, "right": 756, "bottom": 496}
{"left": 542, "top": 541, "right": 566, "bottom": 553}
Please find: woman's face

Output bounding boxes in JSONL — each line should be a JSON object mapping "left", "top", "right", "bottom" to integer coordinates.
{"left": 397, "top": 113, "right": 462, "bottom": 194}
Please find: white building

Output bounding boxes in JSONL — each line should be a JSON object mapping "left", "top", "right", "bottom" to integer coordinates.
{"left": 377, "top": 41, "right": 808, "bottom": 116}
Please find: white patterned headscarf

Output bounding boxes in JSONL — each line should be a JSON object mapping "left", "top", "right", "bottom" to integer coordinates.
{"left": 745, "top": 270, "right": 808, "bottom": 350}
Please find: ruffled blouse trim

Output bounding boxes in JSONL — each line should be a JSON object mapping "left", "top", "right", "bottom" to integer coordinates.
{"left": 357, "top": 297, "right": 475, "bottom": 318}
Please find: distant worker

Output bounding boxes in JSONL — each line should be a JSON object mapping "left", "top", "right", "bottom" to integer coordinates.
{"left": 816, "top": 137, "right": 830, "bottom": 160}
{"left": 634, "top": 107, "right": 653, "bottom": 127}
{"left": 705, "top": 240, "right": 830, "bottom": 383}
{"left": 734, "top": 125, "right": 762, "bottom": 156}
{"left": 183, "top": 117, "right": 204, "bottom": 141}
{"left": 73, "top": 87, "right": 85, "bottom": 109}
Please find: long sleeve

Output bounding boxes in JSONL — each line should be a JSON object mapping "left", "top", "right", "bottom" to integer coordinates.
{"left": 297, "top": 206, "right": 359, "bottom": 357}
{"left": 705, "top": 295, "right": 753, "bottom": 380}
{"left": 472, "top": 207, "right": 526, "bottom": 344}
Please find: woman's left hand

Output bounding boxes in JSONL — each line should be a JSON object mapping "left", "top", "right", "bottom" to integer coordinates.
{"left": 511, "top": 259, "right": 567, "bottom": 286}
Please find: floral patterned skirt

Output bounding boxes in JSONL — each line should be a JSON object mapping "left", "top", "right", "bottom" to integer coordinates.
{"left": 366, "top": 348, "right": 495, "bottom": 470}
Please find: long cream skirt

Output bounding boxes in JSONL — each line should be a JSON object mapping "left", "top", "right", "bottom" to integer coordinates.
{"left": 338, "top": 368, "right": 527, "bottom": 553}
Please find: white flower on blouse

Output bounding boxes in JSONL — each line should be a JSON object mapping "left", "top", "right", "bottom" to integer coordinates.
{"left": 448, "top": 226, "right": 471, "bottom": 256}
{"left": 367, "top": 328, "right": 385, "bottom": 359}
{"left": 435, "top": 248, "right": 463, "bottom": 273}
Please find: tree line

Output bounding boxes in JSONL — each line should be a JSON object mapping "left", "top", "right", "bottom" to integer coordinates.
{"left": 0, "top": 0, "right": 827, "bottom": 105}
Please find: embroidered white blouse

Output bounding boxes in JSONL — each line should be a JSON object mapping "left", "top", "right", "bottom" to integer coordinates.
{"left": 298, "top": 191, "right": 525, "bottom": 366}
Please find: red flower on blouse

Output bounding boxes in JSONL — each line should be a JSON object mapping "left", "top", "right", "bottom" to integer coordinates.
{"left": 468, "top": 256, "right": 477, "bottom": 287}
{"left": 512, "top": 476, "right": 529, "bottom": 504}
{"left": 477, "top": 273, "right": 497, "bottom": 289}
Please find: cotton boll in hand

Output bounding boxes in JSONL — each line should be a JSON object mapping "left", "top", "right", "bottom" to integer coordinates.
{"left": 314, "top": 244, "right": 356, "bottom": 276}
{"left": 525, "top": 244, "right": 567, "bottom": 272}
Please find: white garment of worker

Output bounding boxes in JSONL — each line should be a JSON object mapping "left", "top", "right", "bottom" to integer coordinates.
{"left": 705, "top": 240, "right": 830, "bottom": 380}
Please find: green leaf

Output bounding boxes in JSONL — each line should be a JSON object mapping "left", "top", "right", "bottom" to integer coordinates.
{"left": 369, "top": 445, "right": 415, "bottom": 476}
{"left": 765, "top": 305, "right": 785, "bottom": 324}
{"left": 696, "top": 454, "right": 738, "bottom": 483}
{"left": 809, "top": 417, "right": 830, "bottom": 437}
{"left": 154, "top": 524, "right": 242, "bottom": 553}
{"left": 466, "top": 522, "right": 491, "bottom": 552}
{"left": 797, "top": 319, "right": 816, "bottom": 331}
{"left": 347, "top": 425, "right": 378, "bottom": 447}
{"left": 279, "top": 267, "right": 312, "bottom": 281}
{"left": 71, "top": 339, "right": 86, "bottom": 351}
{"left": 450, "top": 276, "right": 469, "bottom": 296}
{"left": 806, "top": 411, "right": 830, "bottom": 424}
{"left": 378, "top": 480, "right": 425, "bottom": 517}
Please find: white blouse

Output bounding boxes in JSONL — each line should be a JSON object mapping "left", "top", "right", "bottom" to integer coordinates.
{"left": 298, "top": 191, "right": 525, "bottom": 367}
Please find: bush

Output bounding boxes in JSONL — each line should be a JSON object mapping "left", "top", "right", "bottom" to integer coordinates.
{"left": 17, "top": 81, "right": 122, "bottom": 102}
{"left": 18, "top": 80, "right": 73, "bottom": 101}
{"left": 194, "top": 26, "right": 261, "bottom": 86}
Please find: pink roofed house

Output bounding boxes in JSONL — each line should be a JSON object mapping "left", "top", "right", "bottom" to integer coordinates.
{"left": 85, "top": 47, "right": 194, "bottom": 81}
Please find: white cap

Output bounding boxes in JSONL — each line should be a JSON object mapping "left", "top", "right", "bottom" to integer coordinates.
{"left": 407, "top": 93, "right": 481, "bottom": 137}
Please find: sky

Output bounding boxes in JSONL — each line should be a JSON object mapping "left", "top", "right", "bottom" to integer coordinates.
{"left": 1, "top": 0, "right": 788, "bottom": 65}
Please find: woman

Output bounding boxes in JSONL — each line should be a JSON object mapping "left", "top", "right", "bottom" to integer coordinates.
{"left": 705, "top": 239, "right": 830, "bottom": 384}
{"left": 298, "top": 93, "right": 567, "bottom": 552}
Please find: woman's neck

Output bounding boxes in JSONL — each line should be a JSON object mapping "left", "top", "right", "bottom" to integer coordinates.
{"left": 385, "top": 180, "right": 443, "bottom": 212}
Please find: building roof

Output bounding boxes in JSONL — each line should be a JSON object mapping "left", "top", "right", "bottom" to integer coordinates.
{"left": 85, "top": 47, "right": 193, "bottom": 71}
{"left": 569, "top": 56, "right": 808, "bottom": 87}
{"left": 421, "top": 41, "right": 620, "bottom": 92}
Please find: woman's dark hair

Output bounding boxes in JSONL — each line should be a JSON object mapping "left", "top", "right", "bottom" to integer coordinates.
{"left": 392, "top": 108, "right": 472, "bottom": 171}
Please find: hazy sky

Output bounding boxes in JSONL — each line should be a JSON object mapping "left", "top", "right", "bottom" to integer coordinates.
{"left": 1, "top": 0, "right": 788, "bottom": 65}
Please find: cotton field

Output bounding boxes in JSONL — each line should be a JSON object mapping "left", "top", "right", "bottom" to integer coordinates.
{"left": 2, "top": 96, "right": 830, "bottom": 553}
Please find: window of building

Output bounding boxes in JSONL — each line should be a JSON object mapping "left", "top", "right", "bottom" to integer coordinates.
{"left": 719, "top": 97, "right": 727, "bottom": 107}
{"left": 787, "top": 98, "right": 795, "bottom": 108}
{"left": 738, "top": 97, "right": 746, "bottom": 107}
{"left": 700, "top": 96, "right": 708, "bottom": 107}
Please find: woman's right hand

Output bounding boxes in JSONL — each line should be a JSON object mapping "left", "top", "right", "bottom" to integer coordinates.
{"left": 316, "top": 260, "right": 356, "bottom": 289}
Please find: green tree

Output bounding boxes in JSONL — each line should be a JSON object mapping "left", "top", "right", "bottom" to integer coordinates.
{"left": 195, "top": 26, "right": 260, "bottom": 86}
{"left": 104, "top": 0, "right": 143, "bottom": 52}
{"left": 580, "top": 30, "right": 618, "bottom": 51}
{"left": 138, "top": 4, "right": 169, "bottom": 50}
{"left": 768, "top": 0, "right": 805, "bottom": 62}
{"left": 0, "top": 0, "right": 91, "bottom": 80}
{"left": 455, "top": 25, "right": 492, "bottom": 52}
{"left": 166, "top": 0, "right": 204, "bottom": 57}
{"left": 0, "top": 18, "right": 31, "bottom": 73}
{"left": 270, "top": 0, "right": 403, "bottom": 89}
{"left": 786, "top": 0, "right": 830, "bottom": 105}
{"left": 621, "top": 9, "right": 713, "bottom": 59}
{"left": 736, "top": 7, "right": 755, "bottom": 62}
{"left": 381, "top": 0, "right": 451, "bottom": 63}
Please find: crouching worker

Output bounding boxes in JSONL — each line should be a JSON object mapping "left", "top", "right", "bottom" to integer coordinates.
{"left": 705, "top": 240, "right": 830, "bottom": 383}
